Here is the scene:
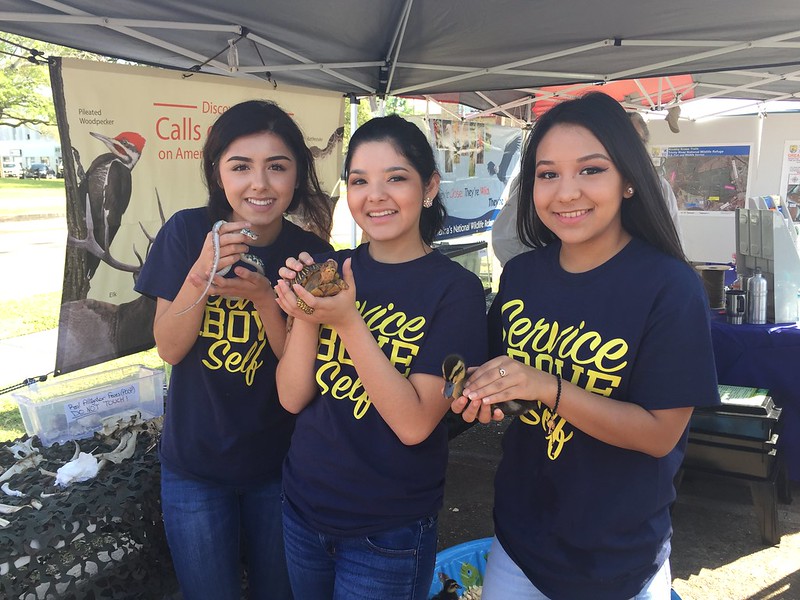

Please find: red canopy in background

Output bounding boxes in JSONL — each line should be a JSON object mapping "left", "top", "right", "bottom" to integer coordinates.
{"left": 531, "top": 75, "right": 696, "bottom": 117}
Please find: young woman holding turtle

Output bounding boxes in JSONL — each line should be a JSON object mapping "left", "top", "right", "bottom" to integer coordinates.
{"left": 273, "top": 115, "right": 488, "bottom": 599}
{"left": 450, "top": 93, "right": 719, "bottom": 600}
{"left": 135, "top": 100, "right": 332, "bottom": 600}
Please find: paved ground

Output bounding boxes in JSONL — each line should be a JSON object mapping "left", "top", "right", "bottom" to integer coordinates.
{"left": 0, "top": 329, "right": 57, "bottom": 391}
{"left": 0, "top": 216, "right": 64, "bottom": 391}
{"left": 439, "top": 420, "right": 800, "bottom": 600}
{"left": 0, "top": 217, "right": 66, "bottom": 300}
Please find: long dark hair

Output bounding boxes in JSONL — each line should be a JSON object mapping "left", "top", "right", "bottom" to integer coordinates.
{"left": 202, "top": 100, "right": 332, "bottom": 238}
{"left": 517, "top": 92, "right": 685, "bottom": 262}
{"left": 343, "top": 114, "right": 445, "bottom": 246}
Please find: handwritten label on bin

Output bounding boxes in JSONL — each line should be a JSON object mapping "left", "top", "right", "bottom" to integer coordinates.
{"left": 64, "top": 383, "right": 140, "bottom": 423}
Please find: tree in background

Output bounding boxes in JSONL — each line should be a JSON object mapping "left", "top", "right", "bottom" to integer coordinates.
{"left": 0, "top": 34, "right": 110, "bottom": 132}
{"left": 343, "top": 95, "right": 415, "bottom": 146}
{"left": 343, "top": 97, "right": 374, "bottom": 144}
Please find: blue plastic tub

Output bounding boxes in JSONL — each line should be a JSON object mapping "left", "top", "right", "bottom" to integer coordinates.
{"left": 428, "top": 537, "right": 491, "bottom": 598}
{"left": 428, "top": 537, "right": 684, "bottom": 599}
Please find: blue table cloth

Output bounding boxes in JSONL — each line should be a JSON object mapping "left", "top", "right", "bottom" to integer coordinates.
{"left": 709, "top": 312, "right": 800, "bottom": 481}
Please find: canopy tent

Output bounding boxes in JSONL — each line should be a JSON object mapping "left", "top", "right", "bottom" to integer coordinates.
{"left": 515, "top": 75, "right": 697, "bottom": 119}
{"left": 1, "top": 0, "right": 799, "bottom": 123}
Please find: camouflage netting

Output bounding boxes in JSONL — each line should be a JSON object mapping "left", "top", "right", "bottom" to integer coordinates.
{"left": 0, "top": 418, "right": 177, "bottom": 599}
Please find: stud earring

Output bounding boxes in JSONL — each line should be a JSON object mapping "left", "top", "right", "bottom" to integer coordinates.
{"left": 626, "top": 186, "right": 634, "bottom": 197}
{"left": 423, "top": 197, "right": 433, "bottom": 208}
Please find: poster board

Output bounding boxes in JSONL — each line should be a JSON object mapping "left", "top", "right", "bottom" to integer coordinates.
{"left": 650, "top": 144, "right": 752, "bottom": 212}
{"left": 51, "top": 58, "right": 344, "bottom": 374}
{"left": 780, "top": 140, "right": 800, "bottom": 219}
{"left": 411, "top": 118, "right": 522, "bottom": 240}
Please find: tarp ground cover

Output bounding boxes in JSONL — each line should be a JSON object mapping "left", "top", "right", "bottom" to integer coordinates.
{"left": 0, "top": 431, "right": 176, "bottom": 599}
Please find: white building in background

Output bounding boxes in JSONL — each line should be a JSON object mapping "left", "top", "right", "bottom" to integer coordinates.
{"left": 0, "top": 125, "right": 61, "bottom": 172}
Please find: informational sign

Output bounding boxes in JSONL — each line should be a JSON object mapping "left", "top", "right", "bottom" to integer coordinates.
{"left": 413, "top": 118, "right": 522, "bottom": 240}
{"left": 51, "top": 58, "right": 344, "bottom": 374}
{"left": 650, "top": 145, "right": 751, "bottom": 212}
{"left": 64, "top": 383, "right": 140, "bottom": 424}
{"left": 780, "top": 141, "right": 800, "bottom": 214}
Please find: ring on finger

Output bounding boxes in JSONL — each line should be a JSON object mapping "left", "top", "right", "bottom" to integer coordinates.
{"left": 499, "top": 367, "right": 507, "bottom": 377}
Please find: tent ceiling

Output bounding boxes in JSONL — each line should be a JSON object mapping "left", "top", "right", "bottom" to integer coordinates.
{"left": 1, "top": 0, "right": 799, "bottom": 121}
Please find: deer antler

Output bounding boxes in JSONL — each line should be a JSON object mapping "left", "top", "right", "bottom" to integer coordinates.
{"left": 69, "top": 194, "right": 141, "bottom": 273}
{"left": 132, "top": 190, "right": 166, "bottom": 270}
{"left": 68, "top": 191, "right": 167, "bottom": 277}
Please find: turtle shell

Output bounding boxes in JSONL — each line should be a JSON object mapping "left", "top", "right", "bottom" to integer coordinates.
{"left": 294, "top": 259, "right": 348, "bottom": 297}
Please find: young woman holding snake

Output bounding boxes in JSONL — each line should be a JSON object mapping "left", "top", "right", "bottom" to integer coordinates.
{"left": 273, "top": 115, "right": 488, "bottom": 599}
{"left": 135, "top": 100, "right": 332, "bottom": 600}
{"left": 450, "top": 93, "right": 719, "bottom": 600}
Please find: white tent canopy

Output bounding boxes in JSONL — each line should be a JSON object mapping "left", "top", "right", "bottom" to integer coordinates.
{"left": 1, "top": 0, "right": 799, "bottom": 120}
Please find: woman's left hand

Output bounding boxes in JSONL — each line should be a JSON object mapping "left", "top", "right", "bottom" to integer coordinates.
{"left": 452, "top": 357, "right": 545, "bottom": 424}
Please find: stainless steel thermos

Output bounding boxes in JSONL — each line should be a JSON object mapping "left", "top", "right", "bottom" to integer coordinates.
{"left": 747, "top": 267, "right": 767, "bottom": 324}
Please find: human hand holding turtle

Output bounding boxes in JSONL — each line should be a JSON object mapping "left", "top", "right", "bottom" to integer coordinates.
{"left": 274, "top": 253, "right": 353, "bottom": 330}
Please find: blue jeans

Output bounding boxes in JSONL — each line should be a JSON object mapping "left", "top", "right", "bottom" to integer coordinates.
{"left": 282, "top": 498, "right": 437, "bottom": 600}
{"left": 160, "top": 463, "right": 292, "bottom": 600}
{"left": 482, "top": 536, "right": 672, "bottom": 600}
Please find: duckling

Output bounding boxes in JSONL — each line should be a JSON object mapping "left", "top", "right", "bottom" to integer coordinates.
{"left": 441, "top": 354, "right": 533, "bottom": 417}
{"left": 432, "top": 572, "right": 462, "bottom": 600}
{"left": 442, "top": 354, "right": 467, "bottom": 401}
{"left": 441, "top": 354, "right": 477, "bottom": 439}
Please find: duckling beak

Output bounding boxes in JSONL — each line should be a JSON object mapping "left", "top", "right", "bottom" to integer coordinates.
{"left": 443, "top": 379, "right": 460, "bottom": 400}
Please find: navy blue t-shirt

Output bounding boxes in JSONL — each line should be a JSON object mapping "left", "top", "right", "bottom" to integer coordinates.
{"left": 282, "top": 244, "right": 488, "bottom": 535}
{"left": 134, "top": 207, "right": 332, "bottom": 484}
{"left": 491, "top": 238, "right": 719, "bottom": 600}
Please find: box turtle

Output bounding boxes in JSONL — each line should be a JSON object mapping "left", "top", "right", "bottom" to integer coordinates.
{"left": 286, "top": 259, "right": 348, "bottom": 329}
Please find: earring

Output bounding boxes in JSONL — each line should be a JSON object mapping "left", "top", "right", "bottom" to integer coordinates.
{"left": 625, "top": 186, "right": 634, "bottom": 197}
{"left": 423, "top": 197, "right": 433, "bottom": 208}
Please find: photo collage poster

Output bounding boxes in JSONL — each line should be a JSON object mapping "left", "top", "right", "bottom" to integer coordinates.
{"left": 417, "top": 117, "right": 522, "bottom": 240}
{"left": 650, "top": 144, "right": 752, "bottom": 212}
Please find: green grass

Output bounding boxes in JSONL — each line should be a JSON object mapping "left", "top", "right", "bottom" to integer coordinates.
{"left": 0, "top": 291, "right": 62, "bottom": 339}
{"left": 0, "top": 409, "right": 26, "bottom": 442}
{"left": 0, "top": 178, "right": 66, "bottom": 219}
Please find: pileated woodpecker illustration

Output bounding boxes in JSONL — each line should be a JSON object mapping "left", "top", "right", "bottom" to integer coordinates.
{"left": 75, "top": 131, "right": 146, "bottom": 279}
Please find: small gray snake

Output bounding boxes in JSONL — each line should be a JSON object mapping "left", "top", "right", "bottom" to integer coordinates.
{"left": 175, "top": 220, "right": 265, "bottom": 315}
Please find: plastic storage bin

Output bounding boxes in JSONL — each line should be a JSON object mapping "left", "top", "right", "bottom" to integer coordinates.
{"left": 428, "top": 537, "right": 491, "bottom": 598}
{"left": 428, "top": 537, "right": 684, "bottom": 599}
{"left": 12, "top": 364, "right": 165, "bottom": 447}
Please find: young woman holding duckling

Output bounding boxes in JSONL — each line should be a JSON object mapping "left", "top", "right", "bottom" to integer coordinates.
{"left": 451, "top": 93, "right": 719, "bottom": 600}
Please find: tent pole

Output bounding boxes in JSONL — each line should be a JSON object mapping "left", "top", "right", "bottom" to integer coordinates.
{"left": 350, "top": 97, "right": 360, "bottom": 248}
{"left": 754, "top": 107, "right": 765, "bottom": 183}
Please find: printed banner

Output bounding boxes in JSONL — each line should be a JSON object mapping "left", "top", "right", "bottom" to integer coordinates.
{"left": 650, "top": 144, "right": 751, "bottom": 212}
{"left": 51, "top": 58, "right": 344, "bottom": 375}
{"left": 414, "top": 118, "right": 521, "bottom": 240}
{"left": 780, "top": 141, "right": 800, "bottom": 219}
